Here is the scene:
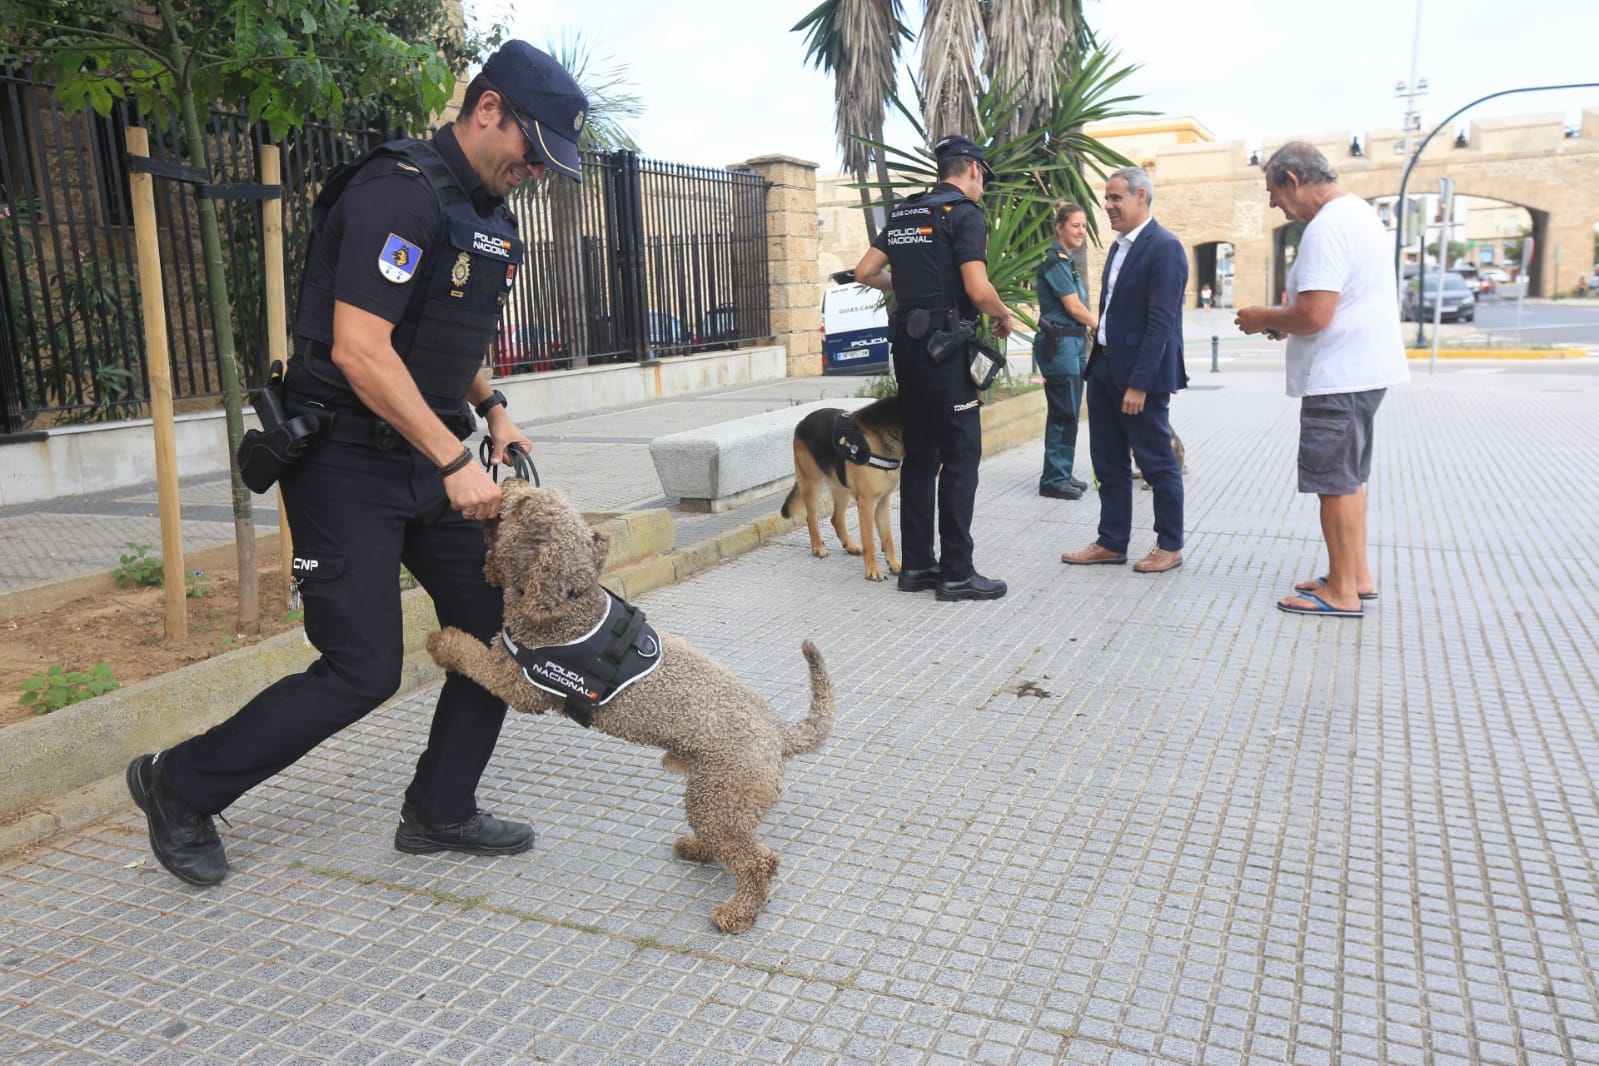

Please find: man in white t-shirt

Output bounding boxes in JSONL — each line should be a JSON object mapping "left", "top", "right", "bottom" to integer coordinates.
{"left": 1235, "top": 142, "right": 1409, "bottom": 619}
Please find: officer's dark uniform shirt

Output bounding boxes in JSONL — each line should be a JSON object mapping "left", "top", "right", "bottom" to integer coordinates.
{"left": 296, "top": 125, "right": 495, "bottom": 346}
{"left": 870, "top": 182, "right": 988, "bottom": 319}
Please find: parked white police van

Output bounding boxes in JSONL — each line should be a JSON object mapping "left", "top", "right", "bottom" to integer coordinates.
{"left": 820, "top": 272, "right": 890, "bottom": 375}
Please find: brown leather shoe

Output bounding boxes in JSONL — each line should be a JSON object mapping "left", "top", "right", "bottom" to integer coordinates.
{"left": 1061, "top": 543, "right": 1127, "bottom": 565}
{"left": 1132, "top": 547, "right": 1183, "bottom": 573}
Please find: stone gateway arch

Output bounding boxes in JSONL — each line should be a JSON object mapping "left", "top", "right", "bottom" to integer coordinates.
{"left": 1121, "top": 109, "right": 1599, "bottom": 306}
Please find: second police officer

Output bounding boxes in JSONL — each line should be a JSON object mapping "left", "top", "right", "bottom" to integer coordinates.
{"left": 125, "top": 42, "right": 588, "bottom": 886}
{"left": 853, "top": 135, "right": 1014, "bottom": 601}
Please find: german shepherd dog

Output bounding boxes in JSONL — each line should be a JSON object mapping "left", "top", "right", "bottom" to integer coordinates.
{"left": 780, "top": 395, "right": 905, "bottom": 581}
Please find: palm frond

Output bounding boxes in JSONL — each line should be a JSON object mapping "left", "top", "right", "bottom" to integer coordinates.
{"left": 545, "top": 31, "right": 644, "bottom": 152}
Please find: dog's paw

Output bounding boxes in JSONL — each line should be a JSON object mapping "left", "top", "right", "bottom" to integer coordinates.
{"left": 674, "top": 835, "right": 714, "bottom": 863}
{"left": 864, "top": 568, "right": 886, "bottom": 582}
{"left": 711, "top": 904, "right": 756, "bottom": 934}
{"left": 425, "top": 630, "right": 452, "bottom": 664}
{"left": 810, "top": 545, "right": 827, "bottom": 559}
{"left": 844, "top": 543, "right": 862, "bottom": 556}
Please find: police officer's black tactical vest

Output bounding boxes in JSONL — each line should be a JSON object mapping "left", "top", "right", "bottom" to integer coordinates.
{"left": 880, "top": 185, "right": 977, "bottom": 314}
{"left": 297, "top": 138, "right": 525, "bottom": 414}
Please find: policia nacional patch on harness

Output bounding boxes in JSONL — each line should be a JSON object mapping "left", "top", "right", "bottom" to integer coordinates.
{"left": 499, "top": 590, "right": 663, "bottom": 728}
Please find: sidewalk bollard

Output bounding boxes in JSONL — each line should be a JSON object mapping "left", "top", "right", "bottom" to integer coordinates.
{"left": 1211, "top": 335, "right": 1219, "bottom": 373}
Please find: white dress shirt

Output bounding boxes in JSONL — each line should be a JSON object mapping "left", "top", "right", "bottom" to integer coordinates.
{"left": 1097, "top": 216, "right": 1153, "bottom": 347}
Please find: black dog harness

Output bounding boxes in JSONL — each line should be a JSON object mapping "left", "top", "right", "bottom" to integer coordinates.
{"left": 832, "top": 412, "right": 901, "bottom": 471}
{"left": 500, "top": 590, "right": 663, "bottom": 728}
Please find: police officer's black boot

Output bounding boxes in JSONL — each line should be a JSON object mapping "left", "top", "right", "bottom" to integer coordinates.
{"left": 935, "top": 572, "right": 1008, "bottom": 601}
{"left": 125, "top": 753, "right": 228, "bottom": 885}
{"left": 896, "top": 566, "right": 941, "bottom": 592}
{"left": 394, "top": 801, "right": 535, "bottom": 856}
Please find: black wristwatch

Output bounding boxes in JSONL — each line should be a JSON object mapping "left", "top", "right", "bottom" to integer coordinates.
{"left": 474, "top": 389, "right": 508, "bottom": 418}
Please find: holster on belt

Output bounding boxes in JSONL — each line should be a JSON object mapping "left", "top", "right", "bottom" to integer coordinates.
{"left": 926, "top": 317, "right": 975, "bottom": 365}
{"left": 1038, "top": 320, "right": 1086, "bottom": 344}
{"left": 237, "top": 361, "right": 324, "bottom": 494}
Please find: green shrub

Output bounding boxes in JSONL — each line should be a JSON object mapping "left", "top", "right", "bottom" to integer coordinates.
{"left": 18, "top": 663, "right": 120, "bottom": 714}
{"left": 114, "top": 542, "right": 163, "bottom": 588}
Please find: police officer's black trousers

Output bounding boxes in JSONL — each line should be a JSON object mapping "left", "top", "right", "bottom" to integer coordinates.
{"left": 161, "top": 441, "right": 508, "bottom": 823}
{"left": 893, "top": 335, "right": 983, "bottom": 580}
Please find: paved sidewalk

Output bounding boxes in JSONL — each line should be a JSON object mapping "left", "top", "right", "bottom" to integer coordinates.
{"left": 5, "top": 351, "right": 1599, "bottom": 1064}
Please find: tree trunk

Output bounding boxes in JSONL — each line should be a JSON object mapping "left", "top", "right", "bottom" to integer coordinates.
{"left": 176, "top": 74, "right": 258, "bottom": 634}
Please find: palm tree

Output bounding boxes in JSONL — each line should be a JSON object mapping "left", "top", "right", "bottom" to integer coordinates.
{"left": 796, "top": 0, "right": 1140, "bottom": 326}
{"left": 796, "top": 0, "right": 1095, "bottom": 239}
{"left": 794, "top": 0, "right": 911, "bottom": 241}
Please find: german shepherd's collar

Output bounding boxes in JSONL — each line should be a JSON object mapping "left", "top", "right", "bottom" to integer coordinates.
{"left": 832, "top": 412, "right": 901, "bottom": 470}
{"left": 500, "top": 589, "right": 662, "bottom": 728}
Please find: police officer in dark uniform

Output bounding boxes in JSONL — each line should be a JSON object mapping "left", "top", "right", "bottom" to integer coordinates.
{"left": 125, "top": 41, "right": 588, "bottom": 886}
{"left": 852, "top": 135, "right": 1013, "bottom": 602}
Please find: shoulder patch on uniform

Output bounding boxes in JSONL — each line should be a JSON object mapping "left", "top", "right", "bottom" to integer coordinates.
{"left": 394, "top": 161, "right": 421, "bottom": 174}
{"left": 378, "top": 233, "right": 422, "bottom": 284}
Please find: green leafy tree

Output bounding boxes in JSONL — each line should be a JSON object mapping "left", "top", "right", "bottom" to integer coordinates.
{"left": 3, "top": 0, "right": 467, "bottom": 633}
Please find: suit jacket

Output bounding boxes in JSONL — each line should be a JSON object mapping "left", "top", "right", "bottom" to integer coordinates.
{"left": 1088, "top": 218, "right": 1189, "bottom": 395}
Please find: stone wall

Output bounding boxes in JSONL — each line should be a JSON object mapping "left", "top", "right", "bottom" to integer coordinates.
{"left": 816, "top": 107, "right": 1599, "bottom": 317}
{"left": 1154, "top": 108, "right": 1599, "bottom": 302}
{"left": 733, "top": 155, "right": 822, "bottom": 377}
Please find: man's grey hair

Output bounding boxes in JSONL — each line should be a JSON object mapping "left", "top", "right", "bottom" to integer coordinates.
{"left": 1108, "top": 165, "right": 1154, "bottom": 205}
{"left": 1264, "top": 142, "right": 1338, "bottom": 188}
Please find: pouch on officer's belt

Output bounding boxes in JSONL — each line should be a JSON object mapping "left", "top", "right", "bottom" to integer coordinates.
{"left": 237, "top": 361, "right": 323, "bottom": 494}
{"left": 968, "top": 338, "right": 1006, "bottom": 390}
{"left": 926, "top": 318, "right": 974, "bottom": 365}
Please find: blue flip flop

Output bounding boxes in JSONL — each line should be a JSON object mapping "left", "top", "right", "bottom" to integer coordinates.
{"left": 1296, "top": 575, "right": 1378, "bottom": 602}
{"left": 1278, "top": 591, "right": 1363, "bottom": 618}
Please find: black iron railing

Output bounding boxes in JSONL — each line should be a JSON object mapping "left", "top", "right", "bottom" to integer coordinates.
{"left": 0, "top": 63, "right": 772, "bottom": 434}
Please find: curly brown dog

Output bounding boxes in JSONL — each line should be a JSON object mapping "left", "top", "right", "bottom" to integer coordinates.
{"left": 426, "top": 481, "right": 835, "bottom": 933}
{"left": 780, "top": 395, "right": 904, "bottom": 581}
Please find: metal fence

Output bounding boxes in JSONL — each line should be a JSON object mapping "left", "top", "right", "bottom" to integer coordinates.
{"left": 0, "top": 63, "right": 771, "bottom": 434}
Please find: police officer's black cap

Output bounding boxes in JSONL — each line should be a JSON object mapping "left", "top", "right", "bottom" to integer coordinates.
{"left": 482, "top": 40, "right": 589, "bottom": 183}
{"left": 934, "top": 135, "right": 995, "bottom": 182}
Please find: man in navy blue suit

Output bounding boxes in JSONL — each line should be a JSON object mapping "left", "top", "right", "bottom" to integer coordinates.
{"left": 1061, "top": 166, "right": 1188, "bottom": 574}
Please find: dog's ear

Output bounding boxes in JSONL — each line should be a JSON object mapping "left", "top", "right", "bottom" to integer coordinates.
{"left": 590, "top": 526, "right": 610, "bottom": 571}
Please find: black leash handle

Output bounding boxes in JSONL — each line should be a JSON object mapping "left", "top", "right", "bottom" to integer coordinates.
{"left": 479, "top": 438, "right": 540, "bottom": 486}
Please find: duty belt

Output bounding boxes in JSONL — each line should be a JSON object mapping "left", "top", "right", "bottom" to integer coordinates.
{"left": 1038, "top": 320, "right": 1088, "bottom": 342}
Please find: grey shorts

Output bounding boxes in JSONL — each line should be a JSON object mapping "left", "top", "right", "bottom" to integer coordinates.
{"left": 1298, "top": 389, "right": 1386, "bottom": 495}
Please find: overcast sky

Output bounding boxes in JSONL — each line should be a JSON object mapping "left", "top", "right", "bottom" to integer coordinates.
{"left": 471, "top": 0, "right": 1597, "bottom": 175}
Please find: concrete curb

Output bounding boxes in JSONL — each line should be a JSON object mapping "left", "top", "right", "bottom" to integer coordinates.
{"left": 0, "top": 509, "right": 673, "bottom": 858}
{"left": 0, "top": 393, "right": 1044, "bottom": 858}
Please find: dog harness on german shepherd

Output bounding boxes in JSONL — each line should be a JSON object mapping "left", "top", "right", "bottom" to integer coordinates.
{"left": 832, "top": 412, "right": 901, "bottom": 471}
{"left": 499, "top": 590, "right": 663, "bottom": 728}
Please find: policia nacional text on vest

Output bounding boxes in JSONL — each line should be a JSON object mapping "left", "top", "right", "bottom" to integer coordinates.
{"left": 879, "top": 185, "right": 981, "bottom": 365}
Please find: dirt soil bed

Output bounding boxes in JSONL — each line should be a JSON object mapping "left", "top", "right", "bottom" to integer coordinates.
{"left": 2, "top": 564, "right": 301, "bottom": 729}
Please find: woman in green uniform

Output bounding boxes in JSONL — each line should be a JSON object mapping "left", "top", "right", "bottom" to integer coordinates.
{"left": 1033, "top": 201, "right": 1098, "bottom": 499}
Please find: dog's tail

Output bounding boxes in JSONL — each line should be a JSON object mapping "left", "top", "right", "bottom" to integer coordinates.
{"left": 780, "top": 482, "right": 799, "bottom": 519}
{"left": 781, "top": 640, "right": 836, "bottom": 759}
